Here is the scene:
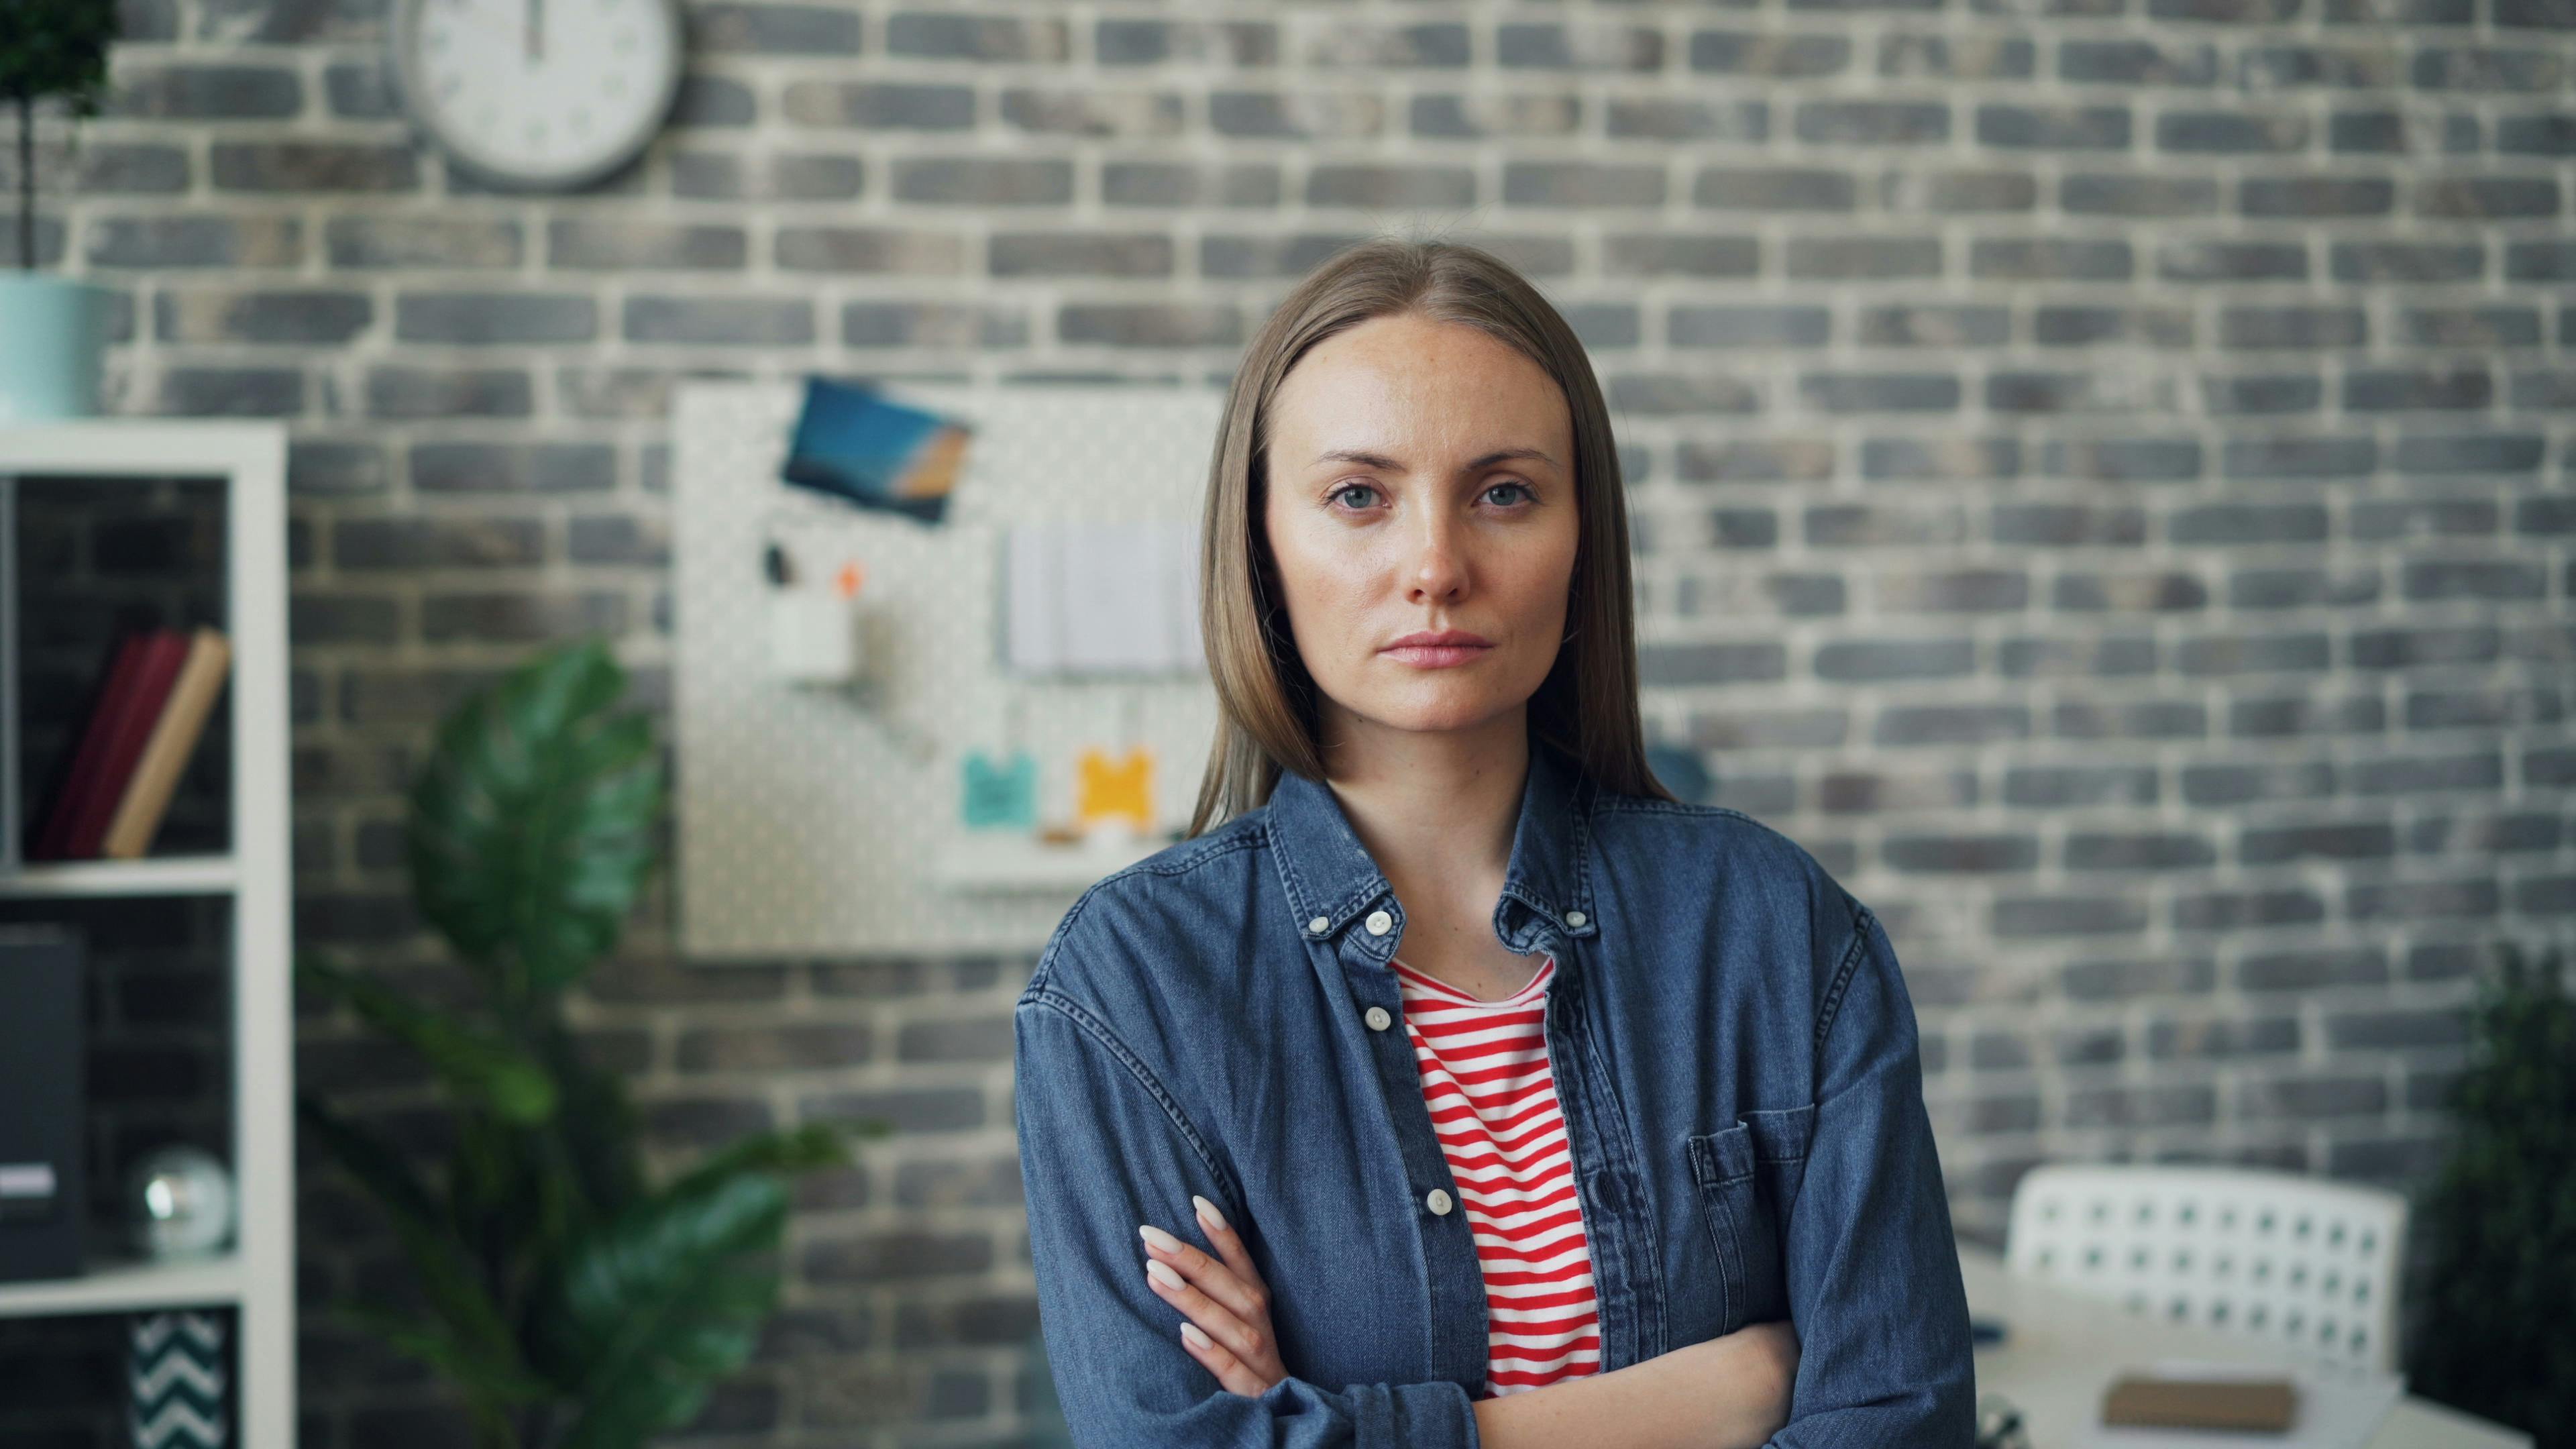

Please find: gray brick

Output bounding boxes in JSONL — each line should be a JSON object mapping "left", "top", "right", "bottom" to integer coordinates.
{"left": 1884, "top": 833, "right": 2038, "bottom": 872}
{"left": 1879, "top": 34, "right": 2035, "bottom": 78}
{"left": 2149, "top": 1014, "right": 2299, "bottom": 1060}
{"left": 2004, "top": 764, "right": 2159, "bottom": 807}
{"left": 2059, "top": 175, "right": 2218, "bottom": 221}
{"left": 1672, "top": 305, "right": 1831, "bottom": 347}
{"left": 1972, "top": 237, "right": 2133, "bottom": 281}
{"left": 1498, "top": 23, "right": 1662, "bottom": 70}
{"left": 89, "top": 213, "right": 303, "bottom": 268}
{"left": 109, "top": 63, "right": 302, "bottom": 119}
{"left": 1057, "top": 303, "right": 1240, "bottom": 348}
{"left": 333, "top": 517, "right": 545, "bottom": 570}
{"left": 775, "top": 227, "right": 966, "bottom": 274}
{"left": 1305, "top": 22, "right": 1471, "bottom": 68}
{"left": 1103, "top": 162, "right": 1280, "bottom": 209}
{"left": 1210, "top": 91, "right": 1388, "bottom": 140}
{"left": 1786, "top": 235, "right": 1942, "bottom": 280}
{"left": 892, "top": 156, "right": 1074, "bottom": 205}
{"left": 1606, "top": 98, "right": 1769, "bottom": 143}
{"left": 1795, "top": 101, "right": 1950, "bottom": 145}
{"left": 211, "top": 141, "right": 418, "bottom": 191}
{"left": 327, "top": 216, "right": 522, "bottom": 268}
{"left": 156, "top": 367, "right": 303, "bottom": 415}
{"left": 996, "top": 233, "right": 1177, "bottom": 284}
{"left": 696, "top": 3, "right": 863, "bottom": 54}
{"left": 2237, "top": 946, "right": 2388, "bottom": 990}
{"left": 624, "top": 296, "right": 814, "bottom": 346}
{"left": 548, "top": 221, "right": 747, "bottom": 270}
{"left": 1988, "top": 892, "right": 2153, "bottom": 938}
{"left": 1307, "top": 164, "right": 1475, "bottom": 209}
{"left": 1689, "top": 31, "right": 1851, "bottom": 75}
{"left": 409, "top": 441, "right": 617, "bottom": 494}
{"left": 1978, "top": 103, "right": 2131, "bottom": 149}
{"left": 1858, "top": 305, "right": 2012, "bottom": 347}
{"left": 154, "top": 287, "right": 370, "bottom": 344}
{"left": 364, "top": 366, "right": 533, "bottom": 419}
{"left": 841, "top": 302, "right": 1028, "bottom": 348}
{"left": 420, "top": 589, "right": 627, "bottom": 642}
{"left": 1411, "top": 93, "right": 1587, "bottom": 140}
{"left": 397, "top": 292, "right": 596, "bottom": 344}
{"left": 885, "top": 12, "right": 1066, "bottom": 61}
{"left": 784, "top": 80, "right": 976, "bottom": 130}
{"left": 1638, "top": 641, "right": 1788, "bottom": 685}
{"left": 1876, "top": 705, "right": 2029, "bottom": 746}
{"left": 1000, "top": 88, "right": 1186, "bottom": 138}
{"left": 897, "top": 1015, "right": 1012, "bottom": 1063}
{"left": 2065, "top": 831, "right": 2216, "bottom": 870}
{"left": 1506, "top": 162, "right": 1665, "bottom": 208}
{"left": 1096, "top": 18, "right": 1276, "bottom": 66}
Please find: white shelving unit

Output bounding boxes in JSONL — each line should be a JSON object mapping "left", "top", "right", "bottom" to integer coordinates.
{"left": 0, "top": 421, "right": 296, "bottom": 1448}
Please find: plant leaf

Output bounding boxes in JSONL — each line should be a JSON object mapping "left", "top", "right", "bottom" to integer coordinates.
{"left": 297, "top": 1093, "right": 543, "bottom": 1395}
{"left": 531, "top": 1172, "right": 792, "bottom": 1449}
{"left": 298, "top": 949, "right": 556, "bottom": 1124}
{"left": 407, "top": 637, "right": 663, "bottom": 997}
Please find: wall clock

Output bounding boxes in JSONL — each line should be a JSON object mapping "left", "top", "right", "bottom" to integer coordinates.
{"left": 388, "top": 0, "right": 687, "bottom": 193}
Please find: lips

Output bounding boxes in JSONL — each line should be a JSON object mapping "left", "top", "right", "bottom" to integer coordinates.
{"left": 1382, "top": 629, "right": 1493, "bottom": 668}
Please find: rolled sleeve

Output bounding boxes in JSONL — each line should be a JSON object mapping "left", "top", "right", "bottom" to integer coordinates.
{"left": 1015, "top": 994, "right": 1483, "bottom": 1449}
{"left": 1768, "top": 904, "right": 1977, "bottom": 1448}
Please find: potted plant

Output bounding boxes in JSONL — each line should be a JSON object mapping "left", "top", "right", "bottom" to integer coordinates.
{"left": 2406, "top": 940, "right": 2574, "bottom": 1448}
{"left": 0, "top": 0, "right": 119, "bottom": 421}
{"left": 297, "top": 638, "right": 887, "bottom": 1448}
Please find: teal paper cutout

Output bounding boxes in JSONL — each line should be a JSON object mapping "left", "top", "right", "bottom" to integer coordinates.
{"left": 962, "top": 749, "right": 1037, "bottom": 829}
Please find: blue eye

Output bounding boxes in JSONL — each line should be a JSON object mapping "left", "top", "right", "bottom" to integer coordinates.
{"left": 1485, "top": 482, "right": 1534, "bottom": 505}
{"left": 1329, "top": 482, "right": 1381, "bottom": 510}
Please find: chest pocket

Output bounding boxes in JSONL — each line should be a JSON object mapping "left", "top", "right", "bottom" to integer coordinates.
{"left": 1683, "top": 1103, "right": 1817, "bottom": 1333}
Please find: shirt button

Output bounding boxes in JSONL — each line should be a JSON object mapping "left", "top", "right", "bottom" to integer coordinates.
{"left": 1426, "top": 1189, "right": 1454, "bottom": 1216}
{"left": 1307, "top": 915, "right": 1330, "bottom": 934}
{"left": 1365, "top": 908, "right": 1393, "bottom": 936}
{"left": 1565, "top": 910, "right": 1587, "bottom": 928}
{"left": 1364, "top": 1006, "right": 1392, "bottom": 1031}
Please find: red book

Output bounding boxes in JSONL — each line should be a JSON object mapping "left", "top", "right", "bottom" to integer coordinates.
{"left": 31, "top": 630, "right": 150, "bottom": 860}
{"left": 63, "top": 630, "right": 193, "bottom": 859}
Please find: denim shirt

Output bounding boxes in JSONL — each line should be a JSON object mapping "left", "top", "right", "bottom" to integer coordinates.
{"left": 1013, "top": 739, "right": 1975, "bottom": 1448}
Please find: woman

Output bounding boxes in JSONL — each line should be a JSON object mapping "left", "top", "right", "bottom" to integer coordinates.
{"left": 1014, "top": 236, "right": 1975, "bottom": 1448}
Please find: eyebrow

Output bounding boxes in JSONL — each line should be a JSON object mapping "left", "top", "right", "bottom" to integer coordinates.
{"left": 1310, "top": 447, "right": 1558, "bottom": 473}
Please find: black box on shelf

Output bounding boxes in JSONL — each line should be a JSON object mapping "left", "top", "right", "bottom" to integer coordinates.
{"left": 0, "top": 925, "right": 85, "bottom": 1282}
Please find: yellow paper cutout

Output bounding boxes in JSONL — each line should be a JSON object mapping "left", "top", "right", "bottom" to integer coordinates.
{"left": 1075, "top": 746, "right": 1155, "bottom": 830}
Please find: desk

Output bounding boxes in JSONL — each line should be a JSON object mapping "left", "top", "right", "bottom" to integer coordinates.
{"left": 1958, "top": 1247, "right": 2532, "bottom": 1448}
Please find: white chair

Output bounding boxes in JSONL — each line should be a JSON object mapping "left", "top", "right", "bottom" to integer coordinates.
{"left": 2003, "top": 1163, "right": 2408, "bottom": 1375}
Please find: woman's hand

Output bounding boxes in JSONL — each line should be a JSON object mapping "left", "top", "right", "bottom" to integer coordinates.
{"left": 1138, "top": 1193, "right": 1289, "bottom": 1397}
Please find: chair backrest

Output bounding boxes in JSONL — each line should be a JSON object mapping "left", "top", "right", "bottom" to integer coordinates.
{"left": 2003, "top": 1163, "right": 2407, "bottom": 1375}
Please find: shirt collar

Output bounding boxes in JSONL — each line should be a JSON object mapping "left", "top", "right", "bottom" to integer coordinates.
{"left": 1264, "top": 737, "right": 1600, "bottom": 957}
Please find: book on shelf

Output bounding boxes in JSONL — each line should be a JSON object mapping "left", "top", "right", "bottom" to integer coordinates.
{"left": 28, "top": 626, "right": 232, "bottom": 862}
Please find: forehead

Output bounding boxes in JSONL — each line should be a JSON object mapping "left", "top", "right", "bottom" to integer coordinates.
{"left": 1268, "top": 315, "right": 1570, "bottom": 462}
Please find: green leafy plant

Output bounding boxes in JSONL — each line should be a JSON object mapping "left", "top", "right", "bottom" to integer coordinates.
{"left": 298, "top": 638, "right": 885, "bottom": 1449}
{"left": 0, "top": 0, "right": 117, "bottom": 270}
{"left": 2408, "top": 940, "right": 2575, "bottom": 1448}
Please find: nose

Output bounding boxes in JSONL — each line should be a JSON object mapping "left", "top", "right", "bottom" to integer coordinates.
{"left": 1403, "top": 506, "right": 1467, "bottom": 605}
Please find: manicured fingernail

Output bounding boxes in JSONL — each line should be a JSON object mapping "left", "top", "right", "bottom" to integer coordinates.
{"left": 1138, "top": 1223, "right": 1183, "bottom": 1254}
{"left": 1181, "top": 1322, "right": 1213, "bottom": 1350}
{"left": 1146, "top": 1258, "right": 1185, "bottom": 1290}
{"left": 1193, "top": 1194, "right": 1229, "bottom": 1232}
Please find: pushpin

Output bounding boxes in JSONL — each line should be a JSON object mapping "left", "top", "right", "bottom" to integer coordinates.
{"left": 834, "top": 558, "right": 865, "bottom": 600}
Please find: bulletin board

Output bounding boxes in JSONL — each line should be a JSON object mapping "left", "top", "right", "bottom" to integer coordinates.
{"left": 670, "top": 378, "right": 1226, "bottom": 959}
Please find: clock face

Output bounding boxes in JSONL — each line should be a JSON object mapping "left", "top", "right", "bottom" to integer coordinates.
{"left": 391, "top": 0, "right": 684, "bottom": 191}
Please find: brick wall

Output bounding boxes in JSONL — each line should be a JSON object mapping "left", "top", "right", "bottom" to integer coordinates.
{"left": 5, "top": 0, "right": 2573, "bottom": 1443}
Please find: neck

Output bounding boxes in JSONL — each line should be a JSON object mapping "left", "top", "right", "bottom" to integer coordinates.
{"left": 1316, "top": 703, "right": 1529, "bottom": 908}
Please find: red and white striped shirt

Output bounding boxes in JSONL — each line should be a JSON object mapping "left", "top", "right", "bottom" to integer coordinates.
{"left": 1390, "top": 951, "right": 1603, "bottom": 1397}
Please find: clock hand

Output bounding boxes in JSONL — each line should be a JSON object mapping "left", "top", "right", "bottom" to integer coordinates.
{"left": 529, "top": 0, "right": 545, "bottom": 62}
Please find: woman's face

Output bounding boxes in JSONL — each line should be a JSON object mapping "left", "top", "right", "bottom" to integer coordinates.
{"left": 1260, "top": 311, "right": 1580, "bottom": 746}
